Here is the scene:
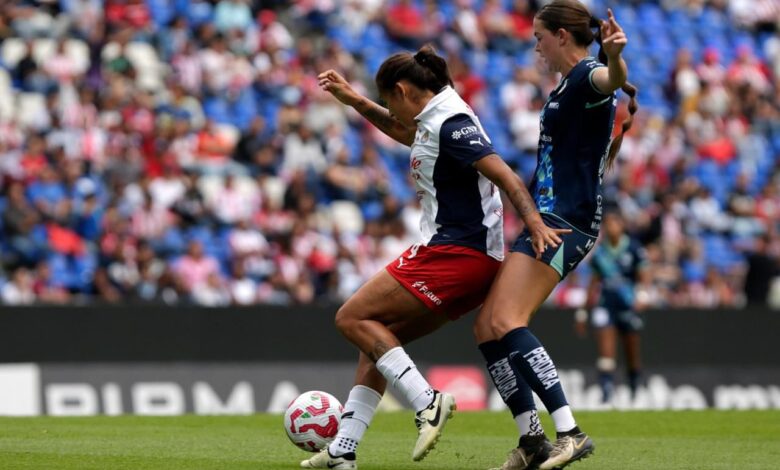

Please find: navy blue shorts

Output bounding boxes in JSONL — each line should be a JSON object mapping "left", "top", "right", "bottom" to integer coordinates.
{"left": 591, "top": 306, "right": 644, "bottom": 333}
{"left": 510, "top": 213, "right": 598, "bottom": 280}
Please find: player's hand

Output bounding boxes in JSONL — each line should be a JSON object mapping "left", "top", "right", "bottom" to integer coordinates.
{"left": 600, "top": 8, "right": 627, "bottom": 60}
{"left": 318, "top": 69, "right": 360, "bottom": 107}
{"left": 527, "top": 219, "right": 571, "bottom": 259}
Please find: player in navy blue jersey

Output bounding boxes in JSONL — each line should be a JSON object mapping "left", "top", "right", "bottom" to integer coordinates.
{"left": 579, "top": 210, "right": 648, "bottom": 405}
{"left": 474, "top": 1, "right": 639, "bottom": 469}
{"left": 304, "top": 46, "right": 566, "bottom": 470}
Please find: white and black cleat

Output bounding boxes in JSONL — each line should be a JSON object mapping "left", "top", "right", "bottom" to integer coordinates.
{"left": 539, "top": 432, "right": 594, "bottom": 469}
{"left": 489, "top": 434, "right": 554, "bottom": 470}
{"left": 412, "top": 390, "right": 457, "bottom": 461}
{"left": 300, "top": 449, "right": 357, "bottom": 469}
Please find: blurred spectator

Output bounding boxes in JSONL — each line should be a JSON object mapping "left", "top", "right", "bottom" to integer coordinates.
{"left": 229, "top": 261, "right": 258, "bottom": 305}
{"left": 173, "top": 240, "right": 220, "bottom": 298}
{"left": 1, "top": 268, "right": 35, "bottom": 305}
{"left": 384, "top": 0, "right": 430, "bottom": 49}
{"left": 282, "top": 124, "right": 327, "bottom": 176}
{"left": 214, "top": 0, "right": 253, "bottom": 34}
{"left": 192, "top": 272, "right": 231, "bottom": 306}
{"left": 3, "top": 182, "right": 44, "bottom": 265}
{"left": 210, "top": 174, "right": 259, "bottom": 226}
{"left": 744, "top": 234, "right": 779, "bottom": 305}
{"left": 0, "top": 0, "right": 777, "bottom": 309}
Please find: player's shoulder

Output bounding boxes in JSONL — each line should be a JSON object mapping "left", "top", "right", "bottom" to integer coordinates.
{"left": 440, "top": 113, "right": 482, "bottom": 142}
{"left": 571, "top": 57, "right": 608, "bottom": 91}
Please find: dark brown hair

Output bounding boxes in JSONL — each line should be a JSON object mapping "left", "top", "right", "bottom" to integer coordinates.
{"left": 537, "top": 0, "right": 638, "bottom": 170}
{"left": 375, "top": 44, "right": 453, "bottom": 96}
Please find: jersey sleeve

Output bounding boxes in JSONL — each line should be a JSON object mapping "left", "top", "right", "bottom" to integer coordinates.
{"left": 439, "top": 114, "right": 496, "bottom": 168}
{"left": 579, "top": 58, "right": 612, "bottom": 101}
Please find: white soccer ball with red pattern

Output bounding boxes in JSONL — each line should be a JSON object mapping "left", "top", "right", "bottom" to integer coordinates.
{"left": 284, "top": 390, "right": 343, "bottom": 452}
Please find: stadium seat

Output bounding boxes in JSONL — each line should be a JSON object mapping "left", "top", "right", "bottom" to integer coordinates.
{"left": 15, "top": 92, "right": 47, "bottom": 130}
{"left": 1, "top": 37, "right": 27, "bottom": 69}
{"left": 0, "top": 68, "right": 14, "bottom": 122}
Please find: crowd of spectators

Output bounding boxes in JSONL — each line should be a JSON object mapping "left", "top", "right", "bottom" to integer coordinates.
{"left": 0, "top": 0, "right": 778, "bottom": 309}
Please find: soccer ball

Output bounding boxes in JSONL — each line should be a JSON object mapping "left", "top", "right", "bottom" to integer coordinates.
{"left": 284, "top": 390, "right": 343, "bottom": 452}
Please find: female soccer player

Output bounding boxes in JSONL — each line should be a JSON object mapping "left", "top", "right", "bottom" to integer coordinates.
{"left": 579, "top": 210, "right": 648, "bottom": 405}
{"left": 303, "top": 46, "right": 566, "bottom": 470}
{"left": 474, "top": 1, "right": 638, "bottom": 469}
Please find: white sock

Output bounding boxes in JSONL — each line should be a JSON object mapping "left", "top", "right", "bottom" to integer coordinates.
{"left": 551, "top": 405, "right": 577, "bottom": 433}
{"left": 515, "top": 410, "right": 544, "bottom": 436}
{"left": 375, "top": 347, "right": 434, "bottom": 412}
{"left": 328, "top": 385, "right": 382, "bottom": 456}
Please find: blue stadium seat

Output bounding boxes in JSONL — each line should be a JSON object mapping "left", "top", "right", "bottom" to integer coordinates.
{"left": 203, "top": 96, "right": 230, "bottom": 124}
{"left": 232, "top": 89, "right": 258, "bottom": 130}
{"left": 147, "top": 0, "right": 175, "bottom": 28}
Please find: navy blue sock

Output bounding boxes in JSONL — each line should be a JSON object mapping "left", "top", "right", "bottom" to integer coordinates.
{"left": 479, "top": 340, "right": 536, "bottom": 417}
{"left": 598, "top": 371, "right": 614, "bottom": 403}
{"left": 628, "top": 369, "right": 641, "bottom": 397}
{"left": 500, "top": 327, "right": 569, "bottom": 413}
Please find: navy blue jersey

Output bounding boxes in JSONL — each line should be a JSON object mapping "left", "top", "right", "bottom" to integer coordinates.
{"left": 530, "top": 57, "right": 617, "bottom": 235}
{"left": 590, "top": 236, "right": 647, "bottom": 312}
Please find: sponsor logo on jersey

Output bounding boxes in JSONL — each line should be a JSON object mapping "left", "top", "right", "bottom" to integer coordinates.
{"left": 411, "top": 281, "right": 443, "bottom": 306}
{"left": 451, "top": 125, "right": 479, "bottom": 140}
{"left": 548, "top": 102, "right": 559, "bottom": 109}
{"left": 469, "top": 137, "right": 484, "bottom": 147}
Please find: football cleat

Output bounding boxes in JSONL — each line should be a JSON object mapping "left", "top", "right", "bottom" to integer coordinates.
{"left": 412, "top": 390, "right": 457, "bottom": 461}
{"left": 539, "top": 432, "right": 594, "bottom": 469}
{"left": 300, "top": 449, "right": 357, "bottom": 469}
{"left": 489, "top": 434, "right": 554, "bottom": 470}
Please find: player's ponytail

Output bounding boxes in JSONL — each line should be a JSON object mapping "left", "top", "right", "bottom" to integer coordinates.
{"left": 590, "top": 14, "right": 639, "bottom": 170}
{"left": 376, "top": 44, "right": 453, "bottom": 95}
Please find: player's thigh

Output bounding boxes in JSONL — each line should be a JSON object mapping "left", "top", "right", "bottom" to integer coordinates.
{"left": 484, "top": 252, "right": 560, "bottom": 337}
{"left": 336, "top": 269, "right": 431, "bottom": 328}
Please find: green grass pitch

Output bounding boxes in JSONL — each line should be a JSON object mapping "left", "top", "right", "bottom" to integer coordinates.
{"left": 1, "top": 411, "right": 779, "bottom": 469}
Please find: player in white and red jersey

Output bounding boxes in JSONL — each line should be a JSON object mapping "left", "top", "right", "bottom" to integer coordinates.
{"left": 302, "top": 45, "right": 566, "bottom": 470}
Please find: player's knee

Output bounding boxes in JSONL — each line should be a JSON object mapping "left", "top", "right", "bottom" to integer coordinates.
{"left": 490, "top": 310, "right": 530, "bottom": 339}
{"left": 472, "top": 315, "right": 494, "bottom": 343}
{"left": 334, "top": 306, "right": 355, "bottom": 335}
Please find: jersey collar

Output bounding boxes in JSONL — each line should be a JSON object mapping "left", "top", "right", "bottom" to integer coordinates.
{"left": 414, "top": 86, "right": 456, "bottom": 123}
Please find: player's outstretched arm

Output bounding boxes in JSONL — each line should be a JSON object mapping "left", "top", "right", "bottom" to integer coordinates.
{"left": 474, "top": 154, "right": 570, "bottom": 258}
{"left": 318, "top": 69, "right": 416, "bottom": 146}
{"left": 591, "top": 8, "right": 628, "bottom": 94}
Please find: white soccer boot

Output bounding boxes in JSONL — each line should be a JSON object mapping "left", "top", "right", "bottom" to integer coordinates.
{"left": 300, "top": 449, "right": 357, "bottom": 469}
{"left": 412, "top": 390, "right": 457, "bottom": 461}
{"left": 539, "top": 432, "right": 594, "bottom": 469}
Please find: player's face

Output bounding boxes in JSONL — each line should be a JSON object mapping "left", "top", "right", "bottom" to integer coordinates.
{"left": 380, "top": 85, "right": 416, "bottom": 127}
{"left": 533, "top": 18, "right": 561, "bottom": 72}
{"left": 604, "top": 214, "right": 624, "bottom": 239}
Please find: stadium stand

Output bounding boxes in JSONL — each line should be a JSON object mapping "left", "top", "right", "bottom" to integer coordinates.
{"left": 0, "top": 0, "right": 778, "bottom": 307}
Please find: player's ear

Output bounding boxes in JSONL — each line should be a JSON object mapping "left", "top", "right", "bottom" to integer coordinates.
{"left": 557, "top": 28, "right": 568, "bottom": 46}
{"left": 395, "top": 81, "right": 408, "bottom": 101}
